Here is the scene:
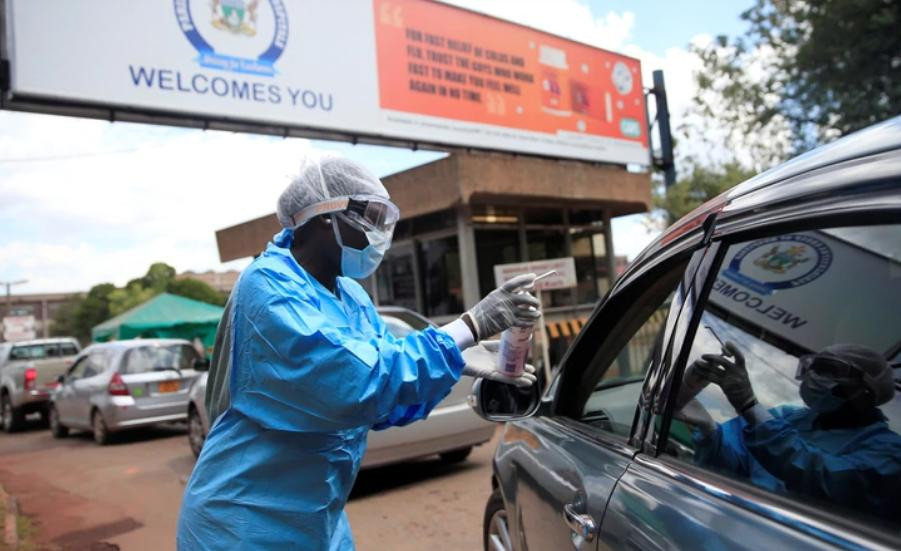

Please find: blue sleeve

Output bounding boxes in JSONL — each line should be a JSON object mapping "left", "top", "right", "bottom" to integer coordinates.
{"left": 743, "top": 417, "right": 901, "bottom": 509}
{"left": 693, "top": 416, "right": 751, "bottom": 476}
{"left": 231, "top": 272, "right": 465, "bottom": 433}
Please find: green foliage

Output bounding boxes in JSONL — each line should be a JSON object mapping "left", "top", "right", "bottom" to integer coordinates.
{"left": 167, "top": 278, "right": 227, "bottom": 306}
{"left": 691, "top": 0, "right": 901, "bottom": 164}
{"left": 653, "top": 161, "right": 756, "bottom": 227}
{"left": 108, "top": 281, "right": 157, "bottom": 317}
{"left": 142, "top": 262, "right": 177, "bottom": 292}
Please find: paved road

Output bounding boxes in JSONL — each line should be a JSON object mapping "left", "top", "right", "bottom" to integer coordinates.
{"left": 0, "top": 416, "right": 496, "bottom": 550}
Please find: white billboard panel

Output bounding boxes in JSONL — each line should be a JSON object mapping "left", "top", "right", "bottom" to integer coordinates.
{"left": 3, "top": 0, "right": 650, "bottom": 165}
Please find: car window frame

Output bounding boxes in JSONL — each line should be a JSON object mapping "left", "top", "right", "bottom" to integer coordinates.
{"left": 549, "top": 247, "right": 707, "bottom": 451}
{"left": 647, "top": 211, "right": 901, "bottom": 549}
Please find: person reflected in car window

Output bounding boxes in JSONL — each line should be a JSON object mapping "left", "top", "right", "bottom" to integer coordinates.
{"left": 684, "top": 343, "right": 901, "bottom": 521}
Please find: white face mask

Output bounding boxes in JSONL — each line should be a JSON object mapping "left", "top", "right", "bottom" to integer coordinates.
{"left": 331, "top": 213, "right": 391, "bottom": 279}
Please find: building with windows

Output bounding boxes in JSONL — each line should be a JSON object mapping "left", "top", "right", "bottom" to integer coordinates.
{"left": 215, "top": 151, "right": 650, "bottom": 366}
{"left": 0, "top": 292, "right": 83, "bottom": 342}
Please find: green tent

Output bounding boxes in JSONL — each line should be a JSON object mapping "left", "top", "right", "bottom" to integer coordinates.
{"left": 92, "top": 293, "right": 224, "bottom": 351}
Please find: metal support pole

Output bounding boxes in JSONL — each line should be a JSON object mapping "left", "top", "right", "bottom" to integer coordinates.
{"left": 651, "top": 70, "right": 676, "bottom": 188}
{"left": 602, "top": 210, "right": 617, "bottom": 289}
{"left": 537, "top": 289, "right": 552, "bottom": 382}
{"left": 456, "top": 206, "right": 481, "bottom": 309}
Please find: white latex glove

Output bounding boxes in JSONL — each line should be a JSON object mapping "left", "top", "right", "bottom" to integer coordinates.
{"left": 462, "top": 340, "right": 538, "bottom": 388}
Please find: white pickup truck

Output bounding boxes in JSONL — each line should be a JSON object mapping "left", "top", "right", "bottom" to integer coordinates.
{"left": 0, "top": 337, "right": 81, "bottom": 432}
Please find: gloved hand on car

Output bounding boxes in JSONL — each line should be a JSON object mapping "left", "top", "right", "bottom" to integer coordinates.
{"left": 691, "top": 341, "right": 757, "bottom": 413}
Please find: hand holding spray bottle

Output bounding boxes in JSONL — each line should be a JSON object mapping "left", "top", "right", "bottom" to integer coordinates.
{"left": 496, "top": 271, "right": 556, "bottom": 377}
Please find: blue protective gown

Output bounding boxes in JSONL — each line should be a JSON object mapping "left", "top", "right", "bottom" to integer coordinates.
{"left": 177, "top": 229, "right": 465, "bottom": 550}
{"left": 694, "top": 405, "right": 901, "bottom": 521}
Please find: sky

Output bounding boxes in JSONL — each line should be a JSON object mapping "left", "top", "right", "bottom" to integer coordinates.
{"left": 0, "top": 1, "right": 749, "bottom": 296}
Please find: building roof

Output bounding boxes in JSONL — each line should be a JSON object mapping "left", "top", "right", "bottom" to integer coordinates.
{"left": 214, "top": 151, "right": 652, "bottom": 262}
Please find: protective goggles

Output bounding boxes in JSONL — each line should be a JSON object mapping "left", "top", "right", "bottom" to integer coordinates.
{"left": 290, "top": 195, "right": 400, "bottom": 235}
{"left": 795, "top": 354, "right": 859, "bottom": 381}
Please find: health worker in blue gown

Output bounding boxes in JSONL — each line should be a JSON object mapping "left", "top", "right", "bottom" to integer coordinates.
{"left": 176, "top": 155, "right": 541, "bottom": 550}
{"left": 686, "top": 342, "right": 901, "bottom": 522}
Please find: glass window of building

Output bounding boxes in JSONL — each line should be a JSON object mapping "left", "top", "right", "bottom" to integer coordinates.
{"left": 475, "top": 229, "right": 520, "bottom": 300}
{"left": 418, "top": 236, "right": 463, "bottom": 317}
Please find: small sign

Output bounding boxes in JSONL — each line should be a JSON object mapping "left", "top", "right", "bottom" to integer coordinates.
{"left": 2, "top": 315, "right": 36, "bottom": 342}
{"left": 494, "top": 257, "right": 577, "bottom": 291}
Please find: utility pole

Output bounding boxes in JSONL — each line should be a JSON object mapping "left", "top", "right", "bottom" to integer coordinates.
{"left": 2, "top": 279, "right": 28, "bottom": 317}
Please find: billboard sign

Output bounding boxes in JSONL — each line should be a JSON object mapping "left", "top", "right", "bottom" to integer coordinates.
{"left": 2, "top": 0, "right": 649, "bottom": 165}
{"left": 494, "top": 257, "right": 577, "bottom": 291}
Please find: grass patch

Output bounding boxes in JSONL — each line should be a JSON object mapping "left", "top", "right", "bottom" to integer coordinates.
{"left": 0, "top": 494, "right": 39, "bottom": 551}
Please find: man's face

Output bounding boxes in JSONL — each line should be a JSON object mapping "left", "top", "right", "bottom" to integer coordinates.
{"left": 334, "top": 214, "right": 369, "bottom": 250}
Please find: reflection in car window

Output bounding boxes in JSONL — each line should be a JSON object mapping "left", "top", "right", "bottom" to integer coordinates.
{"left": 667, "top": 224, "right": 901, "bottom": 531}
{"left": 122, "top": 345, "right": 197, "bottom": 374}
{"left": 580, "top": 264, "right": 682, "bottom": 439}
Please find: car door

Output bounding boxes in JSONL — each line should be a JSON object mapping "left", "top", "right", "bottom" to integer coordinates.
{"left": 70, "top": 351, "right": 109, "bottom": 424}
{"left": 56, "top": 353, "right": 90, "bottom": 426}
{"left": 598, "top": 213, "right": 901, "bottom": 548}
{"left": 493, "top": 245, "right": 708, "bottom": 551}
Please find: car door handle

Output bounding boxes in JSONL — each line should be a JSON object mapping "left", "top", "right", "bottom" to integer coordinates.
{"left": 563, "top": 503, "right": 597, "bottom": 542}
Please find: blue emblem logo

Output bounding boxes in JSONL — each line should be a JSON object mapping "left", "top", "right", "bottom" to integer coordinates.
{"left": 174, "top": 0, "right": 288, "bottom": 77}
{"left": 723, "top": 234, "right": 832, "bottom": 295}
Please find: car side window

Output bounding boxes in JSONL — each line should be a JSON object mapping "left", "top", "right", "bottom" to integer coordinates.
{"left": 665, "top": 224, "right": 901, "bottom": 532}
{"left": 60, "top": 343, "right": 79, "bottom": 356}
{"left": 577, "top": 262, "right": 688, "bottom": 439}
{"left": 67, "top": 356, "right": 90, "bottom": 379}
{"left": 82, "top": 352, "right": 107, "bottom": 378}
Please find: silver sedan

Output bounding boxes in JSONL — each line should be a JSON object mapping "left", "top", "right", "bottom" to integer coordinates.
{"left": 50, "top": 339, "right": 201, "bottom": 445}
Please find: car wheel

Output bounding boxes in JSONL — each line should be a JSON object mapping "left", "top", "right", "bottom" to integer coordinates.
{"left": 440, "top": 446, "right": 473, "bottom": 464}
{"left": 1, "top": 393, "right": 25, "bottom": 433}
{"left": 484, "top": 488, "right": 512, "bottom": 551}
{"left": 188, "top": 406, "right": 205, "bottom": 458}
{"left": 49, "top": 405, "right": 69, "bottom": 438}
{"left": 92, "top": 410, "right": 110, "bottom": 445}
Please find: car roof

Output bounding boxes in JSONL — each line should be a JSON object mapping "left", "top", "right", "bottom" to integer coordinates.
{"left": 8, "top": 337, "right": 78, "bottom": 346}
{"left": 85, "top": 338, "right": 193, "bottom": 351}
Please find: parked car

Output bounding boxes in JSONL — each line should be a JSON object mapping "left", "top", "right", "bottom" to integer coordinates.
{"left": 472, "top": 117, "right": 901, "bottom": 550}
{"left": 50, "top": 339, "right": 202, "bottom": 445}
{"left": 0, "top": 337, "right": 80, "bottom": 432}
{"left": 187, "top": 306, "right": 497, "bottom": 467}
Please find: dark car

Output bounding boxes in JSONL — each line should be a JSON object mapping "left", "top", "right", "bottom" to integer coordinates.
{"left": 472, "top": 117, "right": 901, "bottom": 550}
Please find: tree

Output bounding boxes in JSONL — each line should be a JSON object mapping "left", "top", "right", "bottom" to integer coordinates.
{"left": 50, "top": 283, "right": 116, "bottom": 344}
{"left": 142, "top": 262, "right": 177, "bottom": 292}
{"left": 691, "top": 0, "right": 900, "bottom": 164}
{"left": 167, "top": 278, "right": 227, "bottom": 306}
{"left": 652, "top": 161, "right": 756, "bottom": 227}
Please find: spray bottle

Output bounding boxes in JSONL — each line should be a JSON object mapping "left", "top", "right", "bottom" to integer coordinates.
{"left": 496, "top": 271, "right": 557, "bottom": 377}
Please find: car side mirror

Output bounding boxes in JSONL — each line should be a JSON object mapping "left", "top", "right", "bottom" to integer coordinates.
{"left": 57, "top": 374, "right": 65, "bottom": 384}
{"left": 468, "top": 378, "right": 541, "bottom": 422}
{"left": 194, "top": 358, "right": 210, "bottom": 371}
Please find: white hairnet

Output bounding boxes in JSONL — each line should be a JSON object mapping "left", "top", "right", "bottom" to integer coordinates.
{"left": 277, "top": 154, "right": 389, "bottom": 229}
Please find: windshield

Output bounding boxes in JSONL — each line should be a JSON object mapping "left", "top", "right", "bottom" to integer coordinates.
{"left": 121, "top": 344, "right": 198, "bottom": 374}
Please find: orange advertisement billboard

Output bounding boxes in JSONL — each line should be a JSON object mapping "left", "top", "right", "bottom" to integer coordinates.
{"left": 374, "top": 0, "right": 649, "bottom": 163}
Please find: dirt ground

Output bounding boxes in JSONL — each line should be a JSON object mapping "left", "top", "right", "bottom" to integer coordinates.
{"left": 0, "top": 415, "right": 497, "bottom": 550}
